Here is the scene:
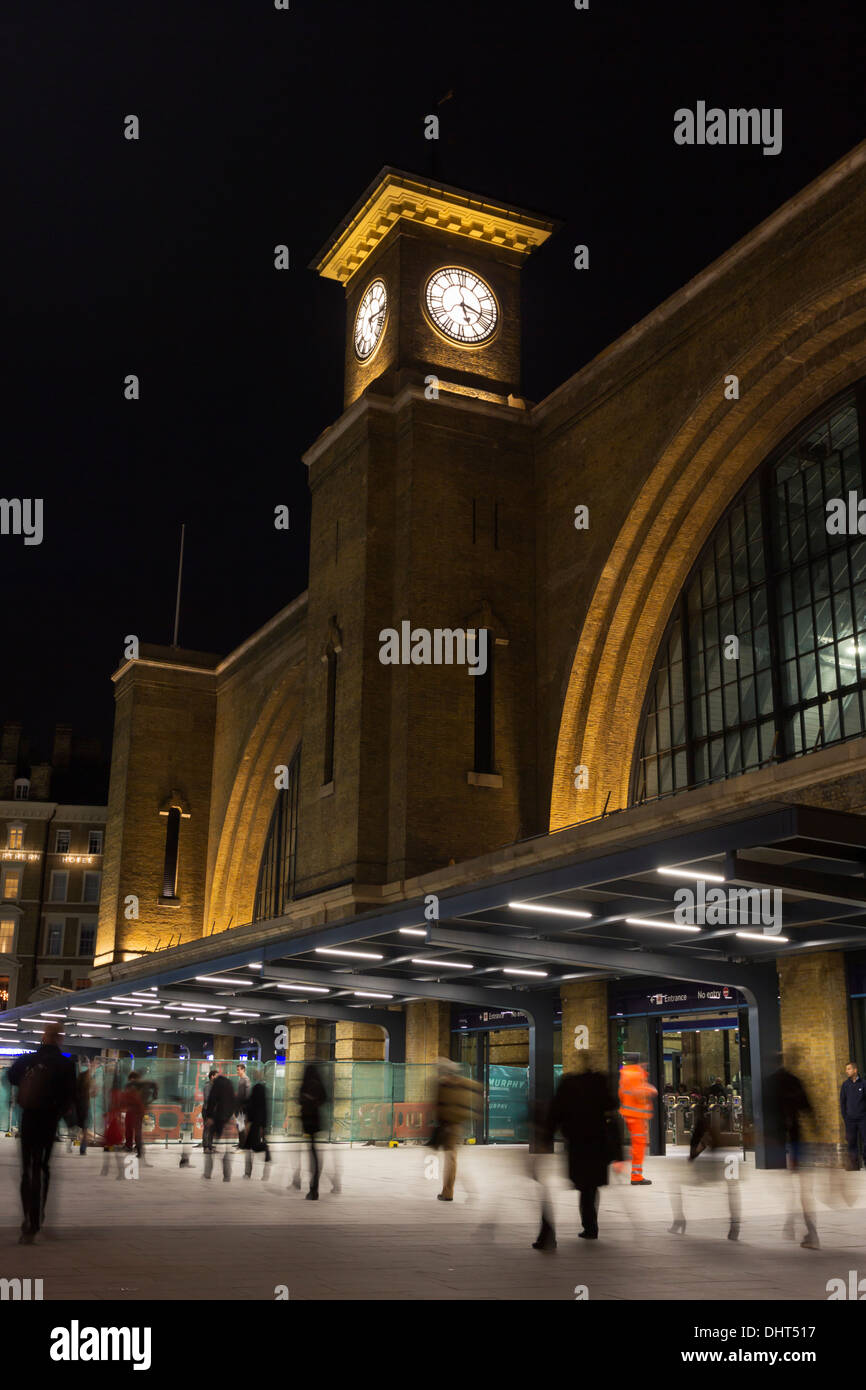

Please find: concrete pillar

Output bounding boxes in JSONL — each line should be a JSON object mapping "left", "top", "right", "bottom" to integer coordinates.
{"left": 528, "top": 997, "right": 555, "bottom": 1151}
{"left": 742, "top": 963, "right": 784, "bottom": 1170}
{"left": 560, "top": 980, "right": 609, "bottom": 1075}
{"left": 779, "top": 951, "right": 849, "bottom": 1158}
{"left": 212, "top": 1033, "right": 234, "bottom": 1062}
{"left": 157, "top": 1043, "right": 175, "bottom": 1059}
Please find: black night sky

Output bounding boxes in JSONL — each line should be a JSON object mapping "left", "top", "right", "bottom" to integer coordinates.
{"left": 3, "top": 0, "right": 865, "bottom": 772}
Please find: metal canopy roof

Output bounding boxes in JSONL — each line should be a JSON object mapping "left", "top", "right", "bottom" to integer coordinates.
{"left": 2, "top": 801, "right": 866, "bottom": 1050}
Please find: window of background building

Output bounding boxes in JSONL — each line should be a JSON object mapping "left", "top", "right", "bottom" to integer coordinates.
{"left": 78, "top": 922, "right": 96, "bottom": 956}
{"left": 13, "top": 779, "right": 30, "bottom": 800}
{"left": 55, "top": 829, "right": 71, "bottom": 854}
{"left": 49, "top": 871, "right": 68, "bottom": 902}
{"left": 88, "top": 830, "right": 103, "bottom": 855}
{"left": 2, "top": 869, "right": 22, "bottom": 900}
{"left": 45, "top": 922, "right": 64, "bottom": 956}
{"left": 82, "top": 872, "right": 100, "bottom": 903}
{"left": 634, "top": 388, "right": 866, "bottom": 802}
{"left": 0, "top": 919, "right": 15, "bottom": 953}
{"left": 254, "top": 749, "right": 301, "bottom": 922}
{"left": 7, "top": 825, "right": 23, "bottom": 850}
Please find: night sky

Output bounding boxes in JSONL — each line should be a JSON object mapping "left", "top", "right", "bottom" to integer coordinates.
{"left": 3, "top": 0, "right": 865, "bottom": 768}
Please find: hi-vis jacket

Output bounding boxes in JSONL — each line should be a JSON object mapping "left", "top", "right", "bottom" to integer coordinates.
{"left": 619, "top": 1063, "right": 654, "bottom": 1119}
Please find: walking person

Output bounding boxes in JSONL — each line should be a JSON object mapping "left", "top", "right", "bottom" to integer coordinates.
{"left": 74, "top": 1062, "right": 91, "bottom": 1155}
{"left": 840, "top": 1061, "right": 866, "bottom": 1171}
{"left": 122, "top": 1072, "right": 145, "bottom": 1159}
{"left": 100, "top": 1073, "right": 126, "bottom": 1178}
{"left": 770, "top": 1050, "right": 819, "bottom": 1250}
{"left": 202, "top": 1070, "right": 236, "bottom": 1181}
{"left": 434, "top": 1059, "right": 483, "bottom": 1204}
{"left": 242, "top": 1072, "right": 272, "bottom": 1180}
{"left": 201, "top": 1069, "right": 218, "bottom": 1151}
{"left": 535, "top": 1060, "right": 620, "bottom": 1245}
{"left": 619, "top": 1055, "right": 657, "bottom": 1185}
{"left": 296, "top": 1063, "right": 328, "bottom": 1200}
{"left": 8, "top": 1023, "right": 77, "bottom": 1244}
{"left": 233, "top": 1063, "right": 251, "bottom": 1149}
{"left": 668, "top": 1089, "right": 742, "bottom": 1240}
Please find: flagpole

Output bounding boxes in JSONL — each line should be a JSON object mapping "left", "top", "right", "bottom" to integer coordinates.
{"left": 172, "top": 524, "right": 185, "bottom": 648}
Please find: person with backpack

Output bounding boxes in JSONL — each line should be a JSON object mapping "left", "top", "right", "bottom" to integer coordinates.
{"left": 8, "top": 1023, "right": 76, "bottom": 1244}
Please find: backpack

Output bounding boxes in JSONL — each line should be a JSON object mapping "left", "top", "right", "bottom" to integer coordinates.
{"left": 17, "top": 1061, "right": 52, "bottom": 1111}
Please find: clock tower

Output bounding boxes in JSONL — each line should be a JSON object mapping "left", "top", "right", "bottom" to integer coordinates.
{"left": 310, "top": 167, "right": 557, "bottom": 408}
{"left": 298, "top": 170, "right": 558, "bottom": 894}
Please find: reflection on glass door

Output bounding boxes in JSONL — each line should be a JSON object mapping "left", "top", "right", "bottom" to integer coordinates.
{"left": 661, "top": 1011, "right": 744, "bottom": 1149}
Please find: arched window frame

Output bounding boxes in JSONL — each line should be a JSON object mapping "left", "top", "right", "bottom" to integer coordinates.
{"left": 253, "top": 746, "right": 301, "bottom": 923}
{"left": 630, "top": 381, "right": 866, "bottom": 805}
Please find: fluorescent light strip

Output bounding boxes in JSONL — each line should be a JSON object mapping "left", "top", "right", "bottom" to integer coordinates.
{"left": 228, "top": 1011, "right": 261, "bottom": 1018}
{"left": 625, "top": 917, "right": 701, "bottom": 934}
{"left": 247, "top": 964, "right": 263, "bottom": 970}
{"left": 70, "top": 1006, "right": 111, "bottom": 1014}
{"left": 657, "top": 867, "right": 725, "bottom": 884}
{"left": 132, "top": 1013, "right": 172, "bottom": 1020}
{"left": 410, "top": 958, "right": 474, "bottom": 970}
{"left": 736, "top": 931, "right": 790, "bottom": 944}
{"left": 503, "top": 967, "right": 548, "bottom": 978}
{"left": 354, "top": 991, "right": 393, "bottom": 999}
{"left": 195, "top": 976, "right": 251, "bottom": 986}
{"left": 276, "top": 983, "right": 330, "bottom": 994}
{"left": 508, "top": 901, "right": 592, "bottom": 919}
{"left": 398, "top": 928, "right": 426, "bottom": 937}
{"left": 315, "top": 947, "right": 384, "bottom": 961}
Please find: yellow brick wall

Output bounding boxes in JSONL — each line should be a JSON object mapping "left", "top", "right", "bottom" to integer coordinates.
{"left": 560, "top": 980, "right": 609, "bottom": 1075}
{"left": 778, "top": 952, "right": 850, "bottom": 1148}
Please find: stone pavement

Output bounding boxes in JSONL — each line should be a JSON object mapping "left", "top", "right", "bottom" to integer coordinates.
{"left": 1, "top": 1137, "right": 864, "bottom": 1300}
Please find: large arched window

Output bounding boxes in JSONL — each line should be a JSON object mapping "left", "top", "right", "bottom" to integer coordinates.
{"left": 253, "top": 748, "right": 300, "bottom": 921}
{"left": 633, "top": 385, "right": 866, "bottom": 803}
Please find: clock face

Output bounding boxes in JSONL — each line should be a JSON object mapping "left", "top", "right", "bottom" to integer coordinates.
{"left": 424, "top": 267, "right": 499, "bottom": 345}
{"left": 354, "top": 278, "right": 387, "bottom": 361}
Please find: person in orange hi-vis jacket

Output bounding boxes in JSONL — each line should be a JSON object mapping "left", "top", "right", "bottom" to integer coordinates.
{"left": 619, "top": 1060, "right": 657, "bottom": 1185}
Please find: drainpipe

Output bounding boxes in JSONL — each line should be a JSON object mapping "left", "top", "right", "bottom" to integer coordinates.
{"left": 31, "top": 805, "right": 57, "bottom": 995}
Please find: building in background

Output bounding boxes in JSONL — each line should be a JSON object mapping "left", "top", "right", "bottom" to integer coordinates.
{"left": 0, "top": 721, "right": 108, "bottom": 1007}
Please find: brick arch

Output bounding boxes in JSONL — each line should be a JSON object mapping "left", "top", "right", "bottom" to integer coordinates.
{"left": 205, "top": 667, "right": 305, "bottom": 932}
{"left": 549, "top": 273, "right": 866, "bottom": 830}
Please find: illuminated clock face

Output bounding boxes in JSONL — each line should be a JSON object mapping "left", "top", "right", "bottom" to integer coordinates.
{"left": 424, "top": 267, "right": 498, "bottom": 345}
{"left": 354, "top": 278, "right": 387, "bottom": 360}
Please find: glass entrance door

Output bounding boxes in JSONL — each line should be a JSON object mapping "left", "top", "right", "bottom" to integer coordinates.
{"left": 661, "top": 1011, "right": 744, "bottom": 1150}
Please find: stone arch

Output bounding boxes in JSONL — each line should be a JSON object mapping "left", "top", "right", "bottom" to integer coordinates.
{"left": 205, "top": 665, "right": 305, "bottom": 932}
{"left": 549, "top": 272, "right": 866, "bottom": 829}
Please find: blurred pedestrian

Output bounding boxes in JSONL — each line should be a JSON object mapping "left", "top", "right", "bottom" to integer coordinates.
{"left": 100, "top": 1073, "right": 125, "bottom": 1178}
{"left": 203, "top": 1070, "right": 236, "bottom": 1181}
{"left": 434, "top": 1059, "right": 482, "bottom": 1204}
{"left": 528, "top": 1098, "right": 556, "bottom": 1250}
{"left": 233, "top": 1062, "right": 251, "bottom": 1149}
{"left": 297, "top": 1063, "right": 328, "bottom": 1200}
{"left": 537, "top": 1061, "right": 620, "bottom": 1244}
{"left": 73, "top": 1062, "right": 91, "bottom": 1155}
{"left": 8, "top": 1023, "right": 76, "bottom": 1243}
{"left": 668, "top": 1088, "right": 741, "bottom": 1240}
{"left": 201, "top": 1069, "right": 218, "bottom": 1151}
{"left": 840, "top": 1061, "right": 866, "bottom": 1171}
{"left": 122, "top": 1072, "right": 145, "bottom": 1159}
{"left": 770, "top": 1050, "right": 819, "bottom": 1250}
{"left": 619, "top": 1056, "right": 657, "bottom": 1185}
{"left": 242, "top": 1072, "right": 271, "bottom": 1179}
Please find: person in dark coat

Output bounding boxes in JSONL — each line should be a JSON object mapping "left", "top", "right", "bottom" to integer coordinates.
{"left": 768, "top": 1050, "right": 819, "bottom": 1249}
{"left": 202, "top": 1071, "right": 236, "bottom": 1181}
{"left": 7, "top": 1023, "right": 77, "bottom": 1243}
{"left": 242, "top": 1074, "right": 271, "bottom": 1179}
{"left": 840, "top": 1061, "right": 866, "bottom": 1170}
{"left": 297, "top": 1063, "right": 328, "bottom": 1200}
{"left": 668, "top": 1089, "right": 742, "bottom": 1240}
{"left": 537, "top": 1062, "right": 620, "bottom": 1244}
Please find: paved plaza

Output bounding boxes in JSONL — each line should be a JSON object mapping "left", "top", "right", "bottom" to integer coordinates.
{"left": 2, "top": 1138, "right": 865, "bottom": 1301}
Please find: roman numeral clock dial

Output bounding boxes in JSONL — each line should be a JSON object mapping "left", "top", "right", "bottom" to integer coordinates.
{"left": 424, "top": 267, "right": 499, "bottom": 345}
{"left": 353, "top": 278, "right": 387, "bottom": 360}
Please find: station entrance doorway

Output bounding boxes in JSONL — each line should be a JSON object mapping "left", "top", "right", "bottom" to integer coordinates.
{"left": 610, "top": 980, "right": 753, "bottom": 1157}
